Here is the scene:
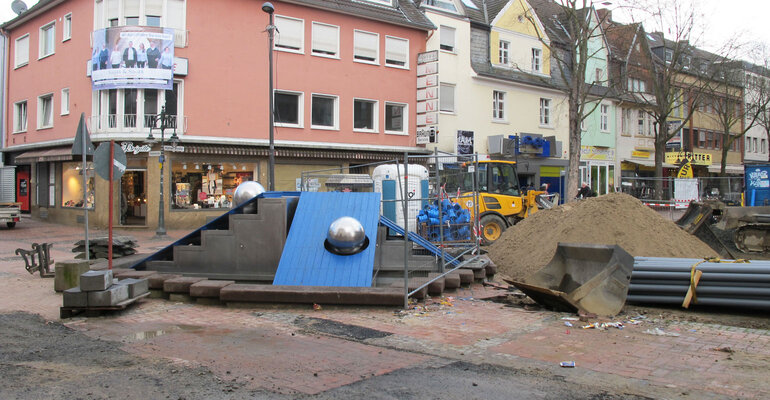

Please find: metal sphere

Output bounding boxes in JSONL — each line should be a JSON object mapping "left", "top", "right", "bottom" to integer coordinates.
{"left": 232, "top": 181, "right": 266, "bottom": 208}
{"left": 326, "top": 217, "right": 366, "bottom": 254}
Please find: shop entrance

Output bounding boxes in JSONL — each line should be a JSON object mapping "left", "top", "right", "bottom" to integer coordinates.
{"left": 120, "top": 170, "right": 146, "bottom": 226}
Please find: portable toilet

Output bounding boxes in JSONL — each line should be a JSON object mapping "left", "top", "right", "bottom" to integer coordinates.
{"left": 372, "top": 164, "right": 429, "bottom": 233}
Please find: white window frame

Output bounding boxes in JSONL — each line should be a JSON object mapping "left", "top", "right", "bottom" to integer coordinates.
{"left": 600, "top": 104, "right": 609, "bottom": 132}
{"left": 37, "top": 93, "right": 55, "bottom": 130}
{"left": 61, "top": 88, "right": 70, "bottom": 115}
{"left": 499, "top": 40, "right": 510, "bottom": 65}
{"left": 384, "top": 102, "right": 408, "bottom": 135}
{"left": 353, "top": 30, "right": 379, "bottom": 65}
{"left": 532, "top": 48, "right": 541, "bottom": 72}
{"left": 440, "top": 83, "right": 455, "bottom": 113}
{"left": 424, "top": 0, "right": 458, "bottom": 13}
{"left": 14, "top": 34, "right": 29, "bottom": 68}
{"left": 353, "top": 98, "right": 379, "bottom": 133}
{"left": 311, "top": 21, "right": 339, "bottom": 59}
{"left": 637, "top": 110, "right": 645, "bottom": 135}
{"left": 384, "top": 36, "right": 409, "bottom": 69}
{"left": 39, "top": 21, "right": 56, "bottom": 59}
{"left": 273, "top": 90, "right": 304, "bottom": 128}
{"left": 539, "top": 98, "right": 551, "bottom": 127}
{"left": 493, "top": 90, "right": 506, "bottom": 122}
{"left": 360, "top": 0, "right": 392, "bottom": 5}
{"left": 274, "top": 15, "right": 304, "bottom": 54}
{"left": 13, "top": 100, "right": 28, "bottom": 133}
{"left": 63, "top": 13, "right": 72, "bottom": 41}
{"left": 310, "top": 93, "right": 339, "bottom": 130}
{"left": 439, "top": 25, "right": 456, "bottom": 53}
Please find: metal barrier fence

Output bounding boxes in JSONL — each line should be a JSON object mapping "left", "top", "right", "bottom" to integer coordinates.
{"left": 620, "top": 176, "right": 744, "bottom": 206}
{"left": 300, "top": 152, "right": 484, "bottom": 308}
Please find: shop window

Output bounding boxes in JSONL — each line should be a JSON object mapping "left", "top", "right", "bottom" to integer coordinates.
{"left": 62, "top": 162, "right": 94, "bottom": 209}
{"left": 171, "top": 162, "right": 257, "bottom": 210}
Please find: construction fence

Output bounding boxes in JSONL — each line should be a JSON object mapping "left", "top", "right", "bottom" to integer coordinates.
{"left": 620, "top": 176, "right": 744, "bottom": 208}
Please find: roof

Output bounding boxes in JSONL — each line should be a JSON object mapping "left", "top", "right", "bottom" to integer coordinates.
{"left": 2, "top": 0, "right": 435, "bottom": 31}
{"left": 285, "top": 0, "right": 435, "bottom": 31}
{"left": 463, "top": 0, "right": 509, "bottom": 25}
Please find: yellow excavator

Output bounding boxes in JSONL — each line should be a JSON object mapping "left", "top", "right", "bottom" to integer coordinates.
{"left": 447, "top": 160, "right": 555, "bottom": 244}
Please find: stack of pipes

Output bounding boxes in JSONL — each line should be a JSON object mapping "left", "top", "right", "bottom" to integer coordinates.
{"left": 628, "top": 257, "right": 770, "bottom": 310}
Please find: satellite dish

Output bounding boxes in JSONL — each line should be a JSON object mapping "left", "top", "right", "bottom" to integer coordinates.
{"left": 11, "top": 0, "right": 28, "bottom": 16}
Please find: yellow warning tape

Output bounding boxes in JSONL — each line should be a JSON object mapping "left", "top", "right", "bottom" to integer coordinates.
{"left": 684, "top": 257, "right": 751, "bottom": 307}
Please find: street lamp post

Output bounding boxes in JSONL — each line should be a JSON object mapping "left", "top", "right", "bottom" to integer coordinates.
{"left": 146, "top": 105, "right": 179, "bottom": 237}
{"left": 263, "top": 2, "right": 276, "bottom": 191}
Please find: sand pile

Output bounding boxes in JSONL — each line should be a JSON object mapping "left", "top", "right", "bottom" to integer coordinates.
{"left": 487, "top": 193, "right": 717, "bottom": 281}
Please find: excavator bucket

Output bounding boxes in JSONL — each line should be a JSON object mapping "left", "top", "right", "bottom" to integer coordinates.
{"left": 676, "top": 201, "right": 716, "bottom": 234}
{"left": 505, "top": 243, "right": 634, "bottom": 316}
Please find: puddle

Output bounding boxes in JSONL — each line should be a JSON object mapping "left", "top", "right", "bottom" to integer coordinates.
{"left": 125, "top": 324, "right": 202, "bottom": 341}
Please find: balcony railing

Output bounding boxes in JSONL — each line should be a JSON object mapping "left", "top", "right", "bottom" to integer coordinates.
{"left": 90, "top": 114, "right": 187, "bottom": 134}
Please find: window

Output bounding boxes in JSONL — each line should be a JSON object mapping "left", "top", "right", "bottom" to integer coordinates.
{"left": 353, "top": 30, "right": 379, "bottom": 63}
{"left": 683, "top": 55, "right": 691, "bottom": 69}
{"left": 125, "top": 17, "right": 139, "bottom": 25}
{"left": 274, "top": 91, "right": 302, "bottom": 127}
{"left": 762, "top": 138, "right": 767, "bottom": 154}
{"left": 311, "top": 94, "right": 337, "bottom": 129}
{"left": 312, "top": 22, "right": 339, "bottom": 57}
{"left": 627, "top": 78, "right": 646, "bottom": 93}
{"left": 171, "top": 162, "right": 256, "bottom": 210}
{"left": 532, "top": 48, "right": 541, "bottom": 72}
{"left": 13, "top": 101, "right": 27, "bottom": 133}
{"left": 38, "top": 94, "right": 54, "bottom": 129}
{"left": 275, "top": 16, "right": 304, "bottom": 52}
{"left": 63, "top": 13, "right": 72, "bottom": 41}
{"left": 621, "top": 108, "right": 629, "bottom": 134}
{"left": 754, "top": 138, "right": 759, "bottom": 154}
{"left": 14, "top": 34, "right": 29, "bottom": 68}
{"left": 385, "top": 36, "right": 408, "bottom": 68}
{"left": 698, "top": 130, "right": 705, "bottom": 148}
{"left": 61, "top": 88, "right": 70, "bottom": 115}
{"left": 39, "top": 22, "right": 56, "bottom": 58}
{"left": 440, "top": 25, "right": 455, "bottom": 52}
{"left": 146, "top": 15, "right": 161, "bottom": 26}
{"left": 499, "top": 40, "right": 509, "bottom": 65}
{"left": 425, "top": 0, "right": 458, "bottom": 12}
{"left": 595, "top": 68, "right": 604, "bottom": 84}
{"left": 539, "top": 98, "right": 551, "bottom": 126}
{"left": 440, "top": 83, "right": 455, "bottom": 112}
{"left": 493, "top": 91, "right": 505, "bottom": 120}
{"left": 665, "top": 49, "right": 673, "bottom": 64}
{"left": 61, "top": 162, "right": 94, "bottom": 209}
{"left": 637, "top": 110, "right": 645, "bottom": 135}
{"left": 353, "top": 99, "right": 377, "bottom": 132}
{"left": 600, "top": 104, "right": 609, "bottom": 132}
{"left": 385, "top": 102, "right": 406, "bottom": 134}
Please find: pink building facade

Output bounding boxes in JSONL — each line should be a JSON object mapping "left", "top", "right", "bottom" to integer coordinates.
{"left": 1, "top": 0, "right": 433, "bottom": 229}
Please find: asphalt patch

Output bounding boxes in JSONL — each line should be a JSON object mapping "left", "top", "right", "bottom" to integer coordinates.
{"left": 293, "top": 316, "right": 392, "bottom": 341}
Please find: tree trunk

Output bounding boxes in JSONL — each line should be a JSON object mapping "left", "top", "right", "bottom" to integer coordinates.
{"left": 567, "top": 93, "right": 582, "bottom": 202}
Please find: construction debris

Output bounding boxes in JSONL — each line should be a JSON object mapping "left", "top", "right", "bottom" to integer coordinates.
{"left": 72, "top": 236, "right": 138, "bottom": 260}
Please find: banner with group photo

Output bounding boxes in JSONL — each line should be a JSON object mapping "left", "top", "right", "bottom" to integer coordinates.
{"left": 91, "top": 26, "right": 174, "bottom": 91}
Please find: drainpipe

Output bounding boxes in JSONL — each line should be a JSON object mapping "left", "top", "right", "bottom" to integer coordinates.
{"left": 0, "top": 29, "right": 7, "bottom": 167}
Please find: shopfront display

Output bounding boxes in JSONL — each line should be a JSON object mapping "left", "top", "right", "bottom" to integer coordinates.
{"left": 62, "top": 162, "right": 95, "bottom": 209}
{"left": 170, "top": 161, "right": 256, "bottom": 210}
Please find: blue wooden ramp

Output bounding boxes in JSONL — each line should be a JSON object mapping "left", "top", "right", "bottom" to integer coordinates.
{"left": 273, "top": 192, "right": 381, "bottom": 287}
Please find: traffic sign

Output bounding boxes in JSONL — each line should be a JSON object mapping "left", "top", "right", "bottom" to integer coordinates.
{"left": 94, "top": 142, "right": 127, "bottom": 180}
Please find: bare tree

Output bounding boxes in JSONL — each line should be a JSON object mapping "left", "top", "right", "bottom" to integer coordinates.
{"left": 747, "top": 44, "right": 770, "bottom": 163}
{"left": 524, "top": 0, "right": 615, "bottom": 200}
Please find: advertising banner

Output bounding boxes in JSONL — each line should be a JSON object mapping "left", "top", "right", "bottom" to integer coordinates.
{"left": 457, "top": 130, "right": 474, "bottom": 155}
{"left": 91, "top": 26, "right": 174, "bottom": 91}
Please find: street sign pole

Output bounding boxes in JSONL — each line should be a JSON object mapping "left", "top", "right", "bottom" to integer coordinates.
{"left": 82, "top": 123, "right": 89, "bottom": 261}
{"left": 108, "top": 141, "right": 114, "bottom": 270}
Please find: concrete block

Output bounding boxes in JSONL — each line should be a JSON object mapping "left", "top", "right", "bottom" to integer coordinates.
{"left": 147, "top": 273, "right": 182, "bottom": 290}
{"left": 80, "top": 270, "right": 114, "bottom": 292}
{"left": 444, "top": 273, "right": 461, "bottom": 289}
{"left": 54, "top": 260, "right": 91, "bottom": 292}
{"left": 189, "top": 280, "right": 235, "bottom": 298}
{"left": 471, "top": 268, "right": 486, "bottom": 280}
{"left": 196, "top": 297, "right": 224, "bottom": 306}
{"left": 62, "top": 287, "right": 88, "bottom": 308}
{"left": 148, "top": 289, "right": 168, "bottom": 299}
{"left": 87, "top": 284, "right": 129, "bottom": 306}
{"left": 485, "top": 264, "right": 497, "bottom": 276}
{"left": 457, "top": 269, "right": 475, "bottom": 284}
{"left": 114, "top": 278, "right": 149, "bottom": 298}
{"left": 390, "top": 279, "right": 428, "bottom": 300}
{"left": 220, "top": 284, "right": 403, "bottom": 306}
{"left": 163, "top": 277, "right": 207, "bottom": 294}
{"left": 113, "top": 270, "right": 158, "bottom": 279}
{"left": 427, "top": 273, "right": 446, "bottom": 296}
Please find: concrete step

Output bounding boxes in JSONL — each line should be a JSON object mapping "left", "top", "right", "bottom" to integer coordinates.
{"left": 426, "top": 273, "right": 446, "bottom": 296}
{"left": 457, "top": 269, "right": 475, "bottom": 284}
{"left": 146, "top": 273, "right": 182, "bottom": 290}
{"left": 189, "top": 280, "right": 235, "bottom": 298}
{"left": 220, "top": 284, "right": 403, "bottom": 306}
{"left": 389, "top": 278, "right": 429, "bottom": 300}
{"left": 163, "top": 277, "right": 208, "bottom": 294}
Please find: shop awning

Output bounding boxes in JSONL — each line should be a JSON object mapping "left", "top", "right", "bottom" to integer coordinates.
{"left": 182, "top": 144, "right": 407, "bottom": 161}
{"left": 707, "top": 164, "right": 744, "bottom": 174}
{"left": 14, "top": 147, "right": 74, "bottom": 163}
{"left": 624, "top": 159, "right": 678, "bottom": 168}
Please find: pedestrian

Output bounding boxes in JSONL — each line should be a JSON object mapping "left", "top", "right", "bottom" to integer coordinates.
{"left": 576, "top": 182, "right": 594, "bottom": 199}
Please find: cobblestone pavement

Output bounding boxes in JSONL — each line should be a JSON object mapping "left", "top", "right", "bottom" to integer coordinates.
{"left": 1, "top": 217, "right": 769, "bottom": 398}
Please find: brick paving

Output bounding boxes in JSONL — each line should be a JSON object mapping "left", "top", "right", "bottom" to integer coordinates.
{"left": 2, "top": 217, "right": 770, "bottom": 398}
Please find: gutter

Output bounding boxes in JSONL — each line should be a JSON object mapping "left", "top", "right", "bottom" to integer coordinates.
{"left": 0, "top": 28, "right": 7, "bottom": 167}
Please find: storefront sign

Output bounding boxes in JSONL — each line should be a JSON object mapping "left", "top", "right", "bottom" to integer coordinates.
{"left": 91, "top": 26, "right": 174, "bottom": 91}
{"left": 631, "top": 150, "right": 651, "bottom": 158}
{"left": 417, "top": 52, "right": 439, "bottom": 131}
{"left": 121, "top": 142, "right": 152, "bottom": 154}
{"left": 580, "top": 146, "right": 615, "bottom": 161}
{"left": 417, "top": 50, "right": 438, "bottom": 65}
{"left": 665, "top": 152, "right": 712, "bottom": 166}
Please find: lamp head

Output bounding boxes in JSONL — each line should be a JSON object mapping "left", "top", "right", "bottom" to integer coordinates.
{"left": 262, "top": 2, "right": 274, "bottom": 14}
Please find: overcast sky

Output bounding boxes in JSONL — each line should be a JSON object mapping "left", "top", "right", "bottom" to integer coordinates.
{"left": 1, "top": 0, "right": 768, "bottom": 61}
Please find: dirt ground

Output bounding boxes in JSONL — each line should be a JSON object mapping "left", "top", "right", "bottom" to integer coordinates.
{"left": 487, "top": 193, "right": 718, "bottom": 282}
